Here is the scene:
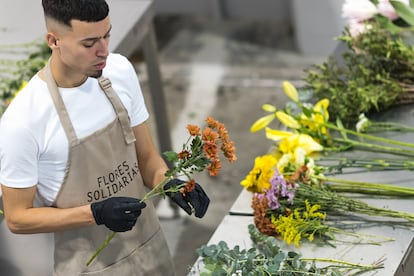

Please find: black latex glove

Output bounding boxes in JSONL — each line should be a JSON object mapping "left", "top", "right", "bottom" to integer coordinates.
{"left": 164, "top": 179, "right": 210, "bottom": 218}
{"left": 91, "top": 197, "right": 146, "bottom": 232}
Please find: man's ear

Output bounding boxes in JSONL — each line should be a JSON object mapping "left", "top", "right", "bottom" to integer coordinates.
{"left": 45, "top": 32, "right": 59, "bottom": 50}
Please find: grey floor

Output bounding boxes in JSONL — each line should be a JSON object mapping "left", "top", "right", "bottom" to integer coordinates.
{"left": 132, "top": 15, "right": 324, "bottom": 276}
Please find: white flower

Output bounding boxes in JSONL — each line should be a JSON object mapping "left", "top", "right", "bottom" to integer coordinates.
{"left": 294, "top": 148, "right": 307, "bottom": 167}
{"left": 348, "top": 19, "right": 370, "bottom": 37}
{"left": 377, "top": 0, "right": 409, "bottom": 21}
{"left": 356, "top": 113, "right": 371, "bottom": 132}
{"left": 277, "top": 153, "right": 292, "bottom": 172}
{"left": 342, "top": 0, "right": 377, "bottom": 22}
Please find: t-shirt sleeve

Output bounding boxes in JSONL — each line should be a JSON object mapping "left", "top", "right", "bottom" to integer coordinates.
{"left": 0, "top": 120, "right": 39, "bottom": 188}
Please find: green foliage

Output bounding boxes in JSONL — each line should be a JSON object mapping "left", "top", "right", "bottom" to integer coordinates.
{"left": 303, "top": 22, "right": 414, "bottom": 127}
{"left": 195, "top": 224, "right": 382, "bottom": 275}
{"left": 0, "top": 41, "right": 50, "bottom": 113}
{"left": 163, "top": 135, "right": 211, "bottom": 179}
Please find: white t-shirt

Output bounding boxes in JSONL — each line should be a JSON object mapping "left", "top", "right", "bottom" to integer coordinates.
{"left": 0, "top": 53, "right": 149, "bottom": 206}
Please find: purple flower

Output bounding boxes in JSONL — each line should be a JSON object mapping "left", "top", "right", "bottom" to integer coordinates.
{"left": 264, "top": 169, "right": 298, "bottom": 210}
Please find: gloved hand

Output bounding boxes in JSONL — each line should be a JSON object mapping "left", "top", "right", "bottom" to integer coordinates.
{"left": 164, "top": 179, "right": 210, "bottom": 218}
{"left": 91, "top": 197, "right": 146, "bottom": 232}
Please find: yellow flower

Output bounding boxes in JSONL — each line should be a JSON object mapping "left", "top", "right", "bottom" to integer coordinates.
{"left": 271, "top": 200, "right": 328, "bottom": 247}
{"left": 283, "top": 81, "right": 299, "bottom": 103}
{"left": 262, "top": 104, "right": 277, "bottom": 112}
{"left": 265, "top": 128, "right": 293, "bottom": 141}
{"left": 300, "top": 98, "right": 330, "bottom": 135}
{"left": 276, "top": 111, "right": 301, "bottom": 129}
{"left": 250, "top": 114, "right": 276, "bottom": 133}
{"left": 250, "top": 104, "right": 278, "bottom": 133}
{"left": 240, "top": 154, "right": 278, "bottom": 193}
{"left": 266, "top": 128, "right": 323, "bottom": 155}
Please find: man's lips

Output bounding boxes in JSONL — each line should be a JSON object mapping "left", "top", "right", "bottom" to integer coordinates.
{"left": 94, "top": 61, "right": 106, "bottom": 70}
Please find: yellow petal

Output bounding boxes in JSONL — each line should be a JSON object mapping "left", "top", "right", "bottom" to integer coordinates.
{"left": 250, "top": 114, "right": 276, "bottom": 132}
{"left": 314, "top": 99, "right": 329, "bottom": 119}
{"left": 283, "top": 81, "right": 299, "bottom": 103}
{"left": 262, "top": 104, "right": 277, "bottom": 112}
{"left": 265, "top": 128, "right": 293, "bottom": 141}
{"left": 276, "top": 111, "right": 301, "bottom": 129}
{"left": 297, "top": 134, "right": 324, "bottom": 153}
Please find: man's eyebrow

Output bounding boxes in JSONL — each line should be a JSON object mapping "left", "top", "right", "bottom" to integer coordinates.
{"left": 81, "top": 25, "right": 112, "bottom": 42}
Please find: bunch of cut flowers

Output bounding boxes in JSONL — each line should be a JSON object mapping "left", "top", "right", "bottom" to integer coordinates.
{"left": 241, "top": 81, "right": 414, "bottom": 247}
{"left": 304, "top": 0, "right": 414, "bottom": 127}
{"left": 87, "top": 116, "right": 237, "bottom": 265}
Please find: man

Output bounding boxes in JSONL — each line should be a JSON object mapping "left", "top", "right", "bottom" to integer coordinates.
{"left": 0, "top": 0, "right": 209, "bottom": 275}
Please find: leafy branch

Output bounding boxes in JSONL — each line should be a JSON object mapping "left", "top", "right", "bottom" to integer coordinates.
{"left": 194, "top": 224, "right": 384, "bottom": 275}
{"left": 303, "top": 21, "right": 414, "bottom": 127}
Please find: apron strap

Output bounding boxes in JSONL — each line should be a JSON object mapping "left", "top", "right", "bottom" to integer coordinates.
{"left": 44, "top": 60, "right": 79, "bottom": 146}
{"left": 98, "top": 77, "right": 136, "bottom": 144}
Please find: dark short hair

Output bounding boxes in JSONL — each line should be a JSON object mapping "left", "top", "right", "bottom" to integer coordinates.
{"left": 42, "top": 0, "right": 109, "bottom": 27}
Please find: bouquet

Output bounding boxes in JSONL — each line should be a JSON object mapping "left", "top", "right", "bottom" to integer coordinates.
{"left": 242, "top": 81, "right": 414, "bottom": 247}
{"left": 87, "top": 116, "right": 237, "bottom": 265}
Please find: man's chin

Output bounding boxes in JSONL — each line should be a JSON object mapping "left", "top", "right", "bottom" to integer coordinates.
{"left": 89, "top": 70, "right": 103, "bottom": 79}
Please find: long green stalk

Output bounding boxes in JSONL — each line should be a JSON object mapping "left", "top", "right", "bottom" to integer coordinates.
{"left": 86, "top": 176, "right": 176, "bottom": 266}
{"left": 313, "top": 175, "right": 414, "bottom": 197}
{"left": 295, "top": 184, "right": 414, "bottom": 223}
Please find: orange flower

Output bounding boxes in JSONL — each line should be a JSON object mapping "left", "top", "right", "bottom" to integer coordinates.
{"left": 206, "top": 116, "right": 219, "bottom": 129}
{"left": 203, "top": 142, "right": 219, "bottom": 160}
{"left": 202, "top": 127, "right": 220, "bottom": 144}
{"left": 221, "top": 141, "right": 237, "bottom": 163}
{"left": 207, "top": 158, "right": 222, "bottom": 176}
{"left": 187, "top": 124, "right": 201, "bottom": 136}
{"left": 252, "top": 195, "right": 277, "bottom": 236}
{"left": 217, "top": 122, "right": 230, "bottom": 141}
{"left": 180, "top": 179, "right": 196, "bottom": 195}
{"left": 178, "top": 150, "right": 191, "bottom": 160}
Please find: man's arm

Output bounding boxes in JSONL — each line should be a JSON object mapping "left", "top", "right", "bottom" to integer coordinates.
{"left": 133, "top": 122, "right": 169, "bottom": 190}
{"left": 1, "top": 185, "right": 95, "bottom": 234}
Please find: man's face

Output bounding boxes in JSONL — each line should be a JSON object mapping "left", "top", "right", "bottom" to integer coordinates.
{"left": 56, "top": 16, "right": 111, "bottom": 79}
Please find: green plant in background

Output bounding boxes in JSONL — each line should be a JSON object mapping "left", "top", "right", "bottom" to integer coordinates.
{"left": 304, "top": 22, "right": 414, "bottom": 127}
{"left": 303, "top": 0, "right": 414, "bottom": 127}
{"left": 194, "top": 224, "right": 384, "bottom": 275}
{"left": 0, "top": 40, "right": 50, "bottom": 114}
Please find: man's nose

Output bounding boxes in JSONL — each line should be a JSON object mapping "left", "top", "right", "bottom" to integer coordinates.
{"left": 97, "top": 38, "right": 109, "bottom": 57}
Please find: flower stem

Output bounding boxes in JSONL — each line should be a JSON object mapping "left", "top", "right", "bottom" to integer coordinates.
{"left": 295, "top": 184, "right": 414, "bottom": 223}
{"left": 333, "top": 137, "right": 414, "bottom": 157}
{"left": 86, "top": 231, "right": 116, "bottom": 266}
{"left": 314, "top": 175, "right": 414, "bottom": 197}
{"left": 327, "top": 122, "right": 414, "bottom": 149}
{"left": 300, "top": 257, "right": 384, "bottom": 270}
{"left": 363, "top": 122, "right": 414, "bottom": 133}
{"left": 86, "top": 175, "right": 175, "bottom": 266}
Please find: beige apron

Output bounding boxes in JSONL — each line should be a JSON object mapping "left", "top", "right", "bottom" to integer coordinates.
{"left": 44, "top": 61, "right": 175, "bottom": 276}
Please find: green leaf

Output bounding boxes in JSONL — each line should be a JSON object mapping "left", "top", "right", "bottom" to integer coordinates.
{"left": 391, "top": 0, "right": 414, "bottom": 26}
{"left": 163, "top": 151, "right": 178, "bottom": 162}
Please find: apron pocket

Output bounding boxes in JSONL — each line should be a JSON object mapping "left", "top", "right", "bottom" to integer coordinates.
{"left": 80, "top": 228, "right": 175, "bottom": 276}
